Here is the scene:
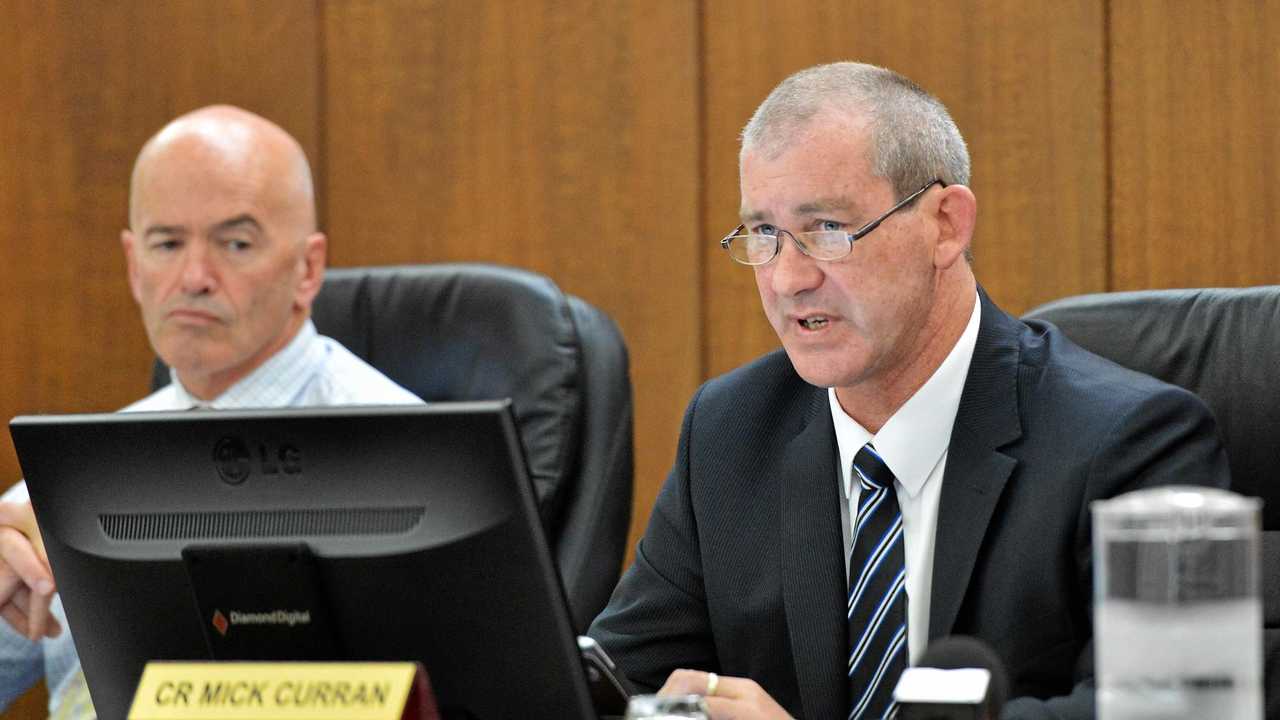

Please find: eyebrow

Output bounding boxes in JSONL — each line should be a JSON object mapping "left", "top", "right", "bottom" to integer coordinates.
{"left": 740, "top": 196, "right": 858, "bottom": 224}
{"left": 794, "top": 197, "right": 855, "bottom": 215}
{"left": 143, "top": 214, "right": 264, "bottom": 239}
{"left": 210, "top": 214, "right": 264, "bottom": 234}
{"left": 143, "top": 224, "right": 186, "bottom": 239}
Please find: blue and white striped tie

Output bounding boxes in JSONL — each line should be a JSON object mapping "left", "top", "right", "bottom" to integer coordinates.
{"left": 847, "top": 443, "right": 908, "bottom": 720}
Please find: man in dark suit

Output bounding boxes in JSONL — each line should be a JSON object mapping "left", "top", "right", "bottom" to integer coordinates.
{"left": 589, "top": 62, "right": 1228, "bottom": 719}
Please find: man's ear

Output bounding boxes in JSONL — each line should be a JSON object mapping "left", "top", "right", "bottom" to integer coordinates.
{"left": 121, "top": 229, "right": 143, "bottom": 304}
{"left": 932, "top": 184, "right": 977, "bottom": 270}
{"left": 294, "top": 232, "right": 327, "bottom": 311}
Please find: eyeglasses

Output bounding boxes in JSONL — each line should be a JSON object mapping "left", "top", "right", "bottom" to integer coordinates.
{"left": 720, "top": 178, "right": 945, "bottom": 266}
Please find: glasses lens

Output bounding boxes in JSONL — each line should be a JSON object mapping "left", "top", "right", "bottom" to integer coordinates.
{"left": 798, "top": 231, "right": 852, "bottom": 260}
{"left": 727, "top": 234, "right": 778, "bottom": 265}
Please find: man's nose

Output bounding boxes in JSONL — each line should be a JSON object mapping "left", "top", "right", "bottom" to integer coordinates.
{"left": 768, "top": 233, "right": 823, "bottom": 297}
{"left": 179, "top": 241, "right": 218, "bottom": 295}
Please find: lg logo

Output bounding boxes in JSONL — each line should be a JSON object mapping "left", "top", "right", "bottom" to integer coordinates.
{"left": 212, "top": 438, "right": 251, "bottom": 484}
{"left": 213, "top": 437, "right": 302, "bottom": 485}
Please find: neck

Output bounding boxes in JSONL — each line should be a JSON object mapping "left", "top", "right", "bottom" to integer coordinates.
{"left": 834, "top": 269, "right": 976, "bottom": 433}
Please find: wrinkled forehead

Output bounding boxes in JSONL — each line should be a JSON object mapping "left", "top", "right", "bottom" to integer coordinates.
{"left": 738, "top": 118, "right": 886, "bottom": 223}
{"left": 130, "top": 141, "right": 262, "bottom": 224}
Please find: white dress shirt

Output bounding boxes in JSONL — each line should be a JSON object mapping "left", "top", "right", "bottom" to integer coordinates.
{"left": 124, "top": 319, "right": 421, "bottom": 411}
{"left": 829, "top": 291, "right": 980, "bottom": 664}
{"left": 0, "top": 319, "right": 421, "bottom": 715}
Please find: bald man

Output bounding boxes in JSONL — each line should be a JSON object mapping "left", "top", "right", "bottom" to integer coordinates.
{"left": 0, "top": 106, "right": 420, "bottom": 716}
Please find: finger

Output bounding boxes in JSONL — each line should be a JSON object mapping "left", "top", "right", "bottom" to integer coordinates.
{"left": 703, "top": 696, "right": 750, "bottom": 720}
{"left": 0, "top": 527, "right": 56, "bottom": 640}
{"left": 0, "top": 567, "right": 22, "bottom": 609}
{"left": 0, "top": 500, "right": 37, "bottom": 533}
{"left": 0, "top": 527, "right": 54, "bottom": 597}
{"left": 0, "top": 501, "right": 47, "bottom": 563}
{"left": 658, "top": 670, "right": 761, "bottom": 701}
{"left": 1, "top": 603, "right": 30, "bottom": 638}
{"left": 12, "top": 577, "right": 59, "bottom": 639}
{"left": 10, "top": 585, "right": 60, "bottom": 639}
{"left": 658, "top": 668, "right": 712, "bottom": 697}
{"left": 28, "top": 525, "right": 47, "bottom": 565}
{"left": 695, "top": 674, "right": 756, "bottom": 700}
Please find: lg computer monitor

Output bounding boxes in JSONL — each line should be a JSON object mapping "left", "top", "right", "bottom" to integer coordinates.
{"left": 10, "top": 402, "right": 596, "bottom": 720}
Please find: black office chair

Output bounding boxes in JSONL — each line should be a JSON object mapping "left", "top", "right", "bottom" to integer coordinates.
{"left": 1024, "top": 285, "right": 1280, "bottom": 716}
{"left": 152, "top": 263, "right": 634, "bottom": 631}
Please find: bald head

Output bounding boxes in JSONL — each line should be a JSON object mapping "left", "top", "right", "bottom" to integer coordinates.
{"left": 129, "top": 105, "right": 316, "bottom": 234}
{"left": 121, "top": 105, "right": 327, "bottom": 401}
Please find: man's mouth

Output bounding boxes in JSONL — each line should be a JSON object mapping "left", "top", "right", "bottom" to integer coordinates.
{"left": 799, "top": 316, "right": 829, "bottom": 330}
{"left": 167, "top": 308, "right": 223, "bottom": 323}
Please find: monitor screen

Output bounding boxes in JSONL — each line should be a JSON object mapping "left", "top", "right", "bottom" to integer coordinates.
{"left": 10, "top": 402, "right": 596, "bottom": 720}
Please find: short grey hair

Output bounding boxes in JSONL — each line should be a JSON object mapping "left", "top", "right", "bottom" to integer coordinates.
{"left": 741, "top": 62, "right": 970, "bottom": 199}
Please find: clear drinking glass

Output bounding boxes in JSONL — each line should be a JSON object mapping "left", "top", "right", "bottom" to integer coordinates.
{"left": 623, "top": 693, "right": 709, "bottom": 719}
{"left": 1093, "top": 485, "right": 1263, "bottom": 720}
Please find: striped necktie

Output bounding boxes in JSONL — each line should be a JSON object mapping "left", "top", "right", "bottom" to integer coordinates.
{"left": 847, "top": 443, "right": 908, "bottom": 720}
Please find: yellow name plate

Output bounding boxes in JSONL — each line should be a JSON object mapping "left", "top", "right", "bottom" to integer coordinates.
{"left": 128, "top": 662, "right": 434, "bottom": 720}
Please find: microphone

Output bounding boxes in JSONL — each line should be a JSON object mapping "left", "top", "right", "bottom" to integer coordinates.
{"left": 893, "top": 636, "right": 1009, "bottom": 720}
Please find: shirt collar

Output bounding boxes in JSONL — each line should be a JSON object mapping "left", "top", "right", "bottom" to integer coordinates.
{"left": 830, "top": 291, "right": 982, "bottom": 501}
{"left": 168, "top": 320, "right": 323, "bottom": 409}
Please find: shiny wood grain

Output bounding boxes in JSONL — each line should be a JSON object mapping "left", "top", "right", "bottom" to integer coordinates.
{"left": 1110, "top": 1, "right": 1280, "bottom": 289}
{"left": 321, "top": 0, "right": 701, "bottom": 556}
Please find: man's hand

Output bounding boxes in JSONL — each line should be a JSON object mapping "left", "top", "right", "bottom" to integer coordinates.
{"left": 659, "top": 669, "right": 793, "bottom": 720}
{"left": 0, "top": 499, "right": 60, "bottom": 640}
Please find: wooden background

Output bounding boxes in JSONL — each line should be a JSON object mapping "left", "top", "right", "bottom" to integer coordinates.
{"left": 2, "top": 1, "right": 1277, "bottom": 714}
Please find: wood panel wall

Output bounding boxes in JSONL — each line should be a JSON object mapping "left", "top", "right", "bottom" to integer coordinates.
{"left": 1, "top": 2, "right": 1278, "bottom": 716}
{"left": 319, "top": 0, "right": 701, "bottom": 542}
{"left": 1110, "top": 1, "right": 1280, "bottom": 289}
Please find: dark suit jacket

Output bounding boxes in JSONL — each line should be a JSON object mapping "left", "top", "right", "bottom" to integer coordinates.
{"left": 590, "top": 290, "right": 1230, "bottom": 719}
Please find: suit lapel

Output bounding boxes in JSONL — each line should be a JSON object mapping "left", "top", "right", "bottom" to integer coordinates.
{"left": 776, "top": 289, "right": 1029, "bottom": 708}
{"left": 929, "top": 289, "right": 1025, "bottom": 640}
{"left": 779, "top": 388, "right": 847, "bottom": 720}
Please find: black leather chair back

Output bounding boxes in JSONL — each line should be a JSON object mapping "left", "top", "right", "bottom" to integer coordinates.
{"left": 153, "top": 263, "right": 634, "bottom": 630}
{"left": 1025, "top": 286, "right": 1280, "bottom": 715}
